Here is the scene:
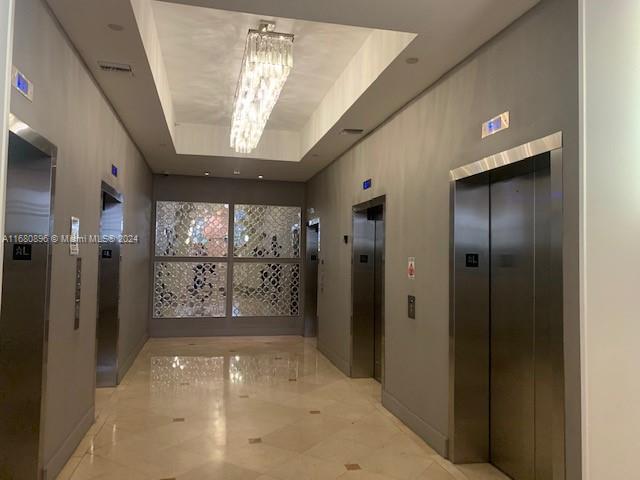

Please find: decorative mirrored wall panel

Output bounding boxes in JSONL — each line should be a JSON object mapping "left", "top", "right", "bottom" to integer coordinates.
{"left": 153, "top": 262, "right": 227, "bottom": 318}
{"left": 155, "top": 201, "right": 229, "bottom": 257}
{"left": 233, "top": 263, "right": 301, "bottom": 317}
{"left": 234, "top": 204, "right": 301, "bottom": 258}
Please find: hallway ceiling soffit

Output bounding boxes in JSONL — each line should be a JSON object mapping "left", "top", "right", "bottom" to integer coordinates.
{"left": 45, "top": 0, "right": 540, "bottom": 181}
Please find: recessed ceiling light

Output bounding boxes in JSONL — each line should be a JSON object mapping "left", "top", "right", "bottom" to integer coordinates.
{"left": 107, "top": 23, "right": 124, "bottom": 32}
{"left": 204, "top": 171, "right": 210, "bottom": 176}
{"left": 406, "top": 57, "right": 419, "bottom": 64}
{"left": 233, "top": 170, "right": 241, "bottom": 175}
{"left": 258, "top": 175, "right": 264, "bottom": 179}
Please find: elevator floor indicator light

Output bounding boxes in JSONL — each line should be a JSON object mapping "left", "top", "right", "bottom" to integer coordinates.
{"left": 482, "top": 111, "right": 510, "bottom": 138}
{"left": 12, "top": 67, "right": 34, "bottom": 101}
{"left": 111, "top": 165, "right": 118, "bottom": 177}
{"left": 363, "top": 179, "right": 372, "bottom": 190}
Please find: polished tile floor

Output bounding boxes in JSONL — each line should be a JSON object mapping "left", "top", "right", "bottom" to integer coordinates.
{"left": 57, "top": 337, "right": 508, "bottom": 480}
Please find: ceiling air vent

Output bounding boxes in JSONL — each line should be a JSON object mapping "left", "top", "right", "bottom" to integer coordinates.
{"left": 340, "top": 128, "right": 364, "bottom": 135}
{"left": 97, "top": 61, "right": 133, "bottom": 75}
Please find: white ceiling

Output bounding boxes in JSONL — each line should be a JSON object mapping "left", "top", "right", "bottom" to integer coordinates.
{"left": 152, "top": 1, "right": 373, "bottom": 129}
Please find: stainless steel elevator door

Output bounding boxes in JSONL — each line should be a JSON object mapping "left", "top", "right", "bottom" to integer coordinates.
{"left": 372, "top": 207, "right": 384, "bottom": 383}
{"left": 351, "top": 202, "right": 385, "bottom": 380}
{"left": 96, "top": 191, "right": 122, "bottom": 387}
{"left": 0, "top": 132, "right": 53, "bottom": 480}
{"left": 352, "top": 210, "right": 376, "bottom": 378}
{"left": 304, "top": 224, "right": 319, "bottom": 337}
{"left": 490, "top": 164, "right": 552, "bottom": 480}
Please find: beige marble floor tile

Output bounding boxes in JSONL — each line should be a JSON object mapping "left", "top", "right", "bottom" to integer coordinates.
{"left": 261, "top": 414, "right": 350, "bottom": 453}
{"left": 177, "top": 459, "right": 262, "bottom": 480}
{"left": 455, "top": 463, "right": 510, "bottom": 480}
{"left": 54, "top": 337, "right": 503, "bottom": 480}
{"left": 358, "top": 447, "right": 434, "bottom": 479}
{"left": 266, "top": 453, "right": 347, "bottom": 480}
{"left": 414, "top": 463, "right": 458, "bottom": 480}
{"left": 220, "top": 442, "right": 298, "bottom": 473}
{"left": 337, "top": 470, "right": 397, "bottom": 480}
{"left": 305, "top": 436, "right": 372, "bottom": 465}
{"left": 68, "top": 454, "right": 149, "bottom": 480}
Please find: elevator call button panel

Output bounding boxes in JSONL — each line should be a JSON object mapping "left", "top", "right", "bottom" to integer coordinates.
{"left": 408, "top": 295, "right": 416, "bottom": 319}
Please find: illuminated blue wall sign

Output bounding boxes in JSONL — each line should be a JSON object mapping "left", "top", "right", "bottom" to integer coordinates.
{"left": 363, "top": 179, "right": 372, "bottom": 190}
{"left": 12, "top": 67, "right": 34, "bottom": 101}
{"left": 482, "top": 111, "right": 510, "bottom": 138}
{"left": 16, "top": 74, "right": 29, "bottom": 96}
{"left": 111, "top": 165, "right": 118, "bottom": 177}
{"left": 487, "top": 118, "right": 501, "bottom": 133}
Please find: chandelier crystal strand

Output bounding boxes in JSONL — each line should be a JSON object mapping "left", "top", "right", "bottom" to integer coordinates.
{"left": 230, "top": 29, "right": 294, "bottom": 154}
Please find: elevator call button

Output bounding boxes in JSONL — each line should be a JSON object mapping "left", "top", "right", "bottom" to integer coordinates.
{"left": 465, "top": 253, "right": 479, "bottom": 268}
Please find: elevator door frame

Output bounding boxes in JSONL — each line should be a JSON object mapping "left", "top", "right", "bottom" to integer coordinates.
{"left": 350, "top": 196, "right": 386, "bottom": 384}
{"left": 448, "top": 132, "right": 565, "bottom": 479}
{"left": 304, "top": 220, "right": 320, "bottom": 337}
{"left": 2, "top": 113, "right": 57, "bottom": 479}
{"left": 95, "top": 181, "right": 123, "bottom": 387}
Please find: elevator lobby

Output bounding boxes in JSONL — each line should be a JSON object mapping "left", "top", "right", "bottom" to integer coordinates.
{"left": 0, "top": 0, "right": 637, "bottom": 479}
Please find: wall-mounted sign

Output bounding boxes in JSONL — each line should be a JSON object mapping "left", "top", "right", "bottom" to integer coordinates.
{"left": 363, "top": 178, "right": 372, "bottom": 190}
{"left": 482, "top": 111, "right": 510, "bottom": 138}
{"left": 12, "top": 244, "right": 32, "bottom": 261}
{"left": 407, "top": 257, "right": 416, "bottom": 279}
{"left": 70, "top": 216, "right": 80, "bottom": 256}
{"left": 466, "top": 253, "right": 479, "bottom": 268}
{"left": 12, "top": 66, "right": 34, "bottom": 101}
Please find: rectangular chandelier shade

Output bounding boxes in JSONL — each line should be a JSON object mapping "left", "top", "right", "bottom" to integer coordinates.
{"left": 230, "top": 28, "right": 294, "bottom": 154}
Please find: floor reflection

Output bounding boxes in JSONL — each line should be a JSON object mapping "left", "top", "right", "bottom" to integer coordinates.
{"left": 56, "top": 336, "right": 508, "bottom": 480}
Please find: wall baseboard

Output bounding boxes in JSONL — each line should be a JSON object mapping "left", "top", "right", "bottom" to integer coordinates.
{"left": 118, "top": 333, "right": 148, "bottom": 383}
{"left": 317, "top": 341, "right": 350, "bottom": 376}
{"left": 44, "top": 405, "right": 94, "bottom": 480}
{"left": 382, "top": 390, "right": 449, "bottom": 457}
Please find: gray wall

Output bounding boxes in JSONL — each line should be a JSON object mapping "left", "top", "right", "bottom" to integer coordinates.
{"left": 11, "top": 0, "right": 152, "bottom": 477}
{"left": 151, "top": 174, "right": 306, "bottom": 337}
{"left": 306, "top": 0, "right": 580, "bottom": 478}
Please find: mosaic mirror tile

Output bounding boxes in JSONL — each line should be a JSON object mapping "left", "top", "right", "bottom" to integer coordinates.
{"left": 154, "top": 261, "right": 227, "bottom": 318}
{"left": 155, "top": 201, "right": 229, "bottom": 257}
{"left": 232, "top": 263, "right": 300, "bottom": 317}
{"left": 234, "top": 204, "right": 300, "bottom": 258}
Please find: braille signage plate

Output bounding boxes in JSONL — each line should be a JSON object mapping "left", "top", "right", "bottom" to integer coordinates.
{"left": 465, "top": 253, "right": 479, "bottom": 268}
{"left": 13, "top": 244, "right": 32, "bottom": 261}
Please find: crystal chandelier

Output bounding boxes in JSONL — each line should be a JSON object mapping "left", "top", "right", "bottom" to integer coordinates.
{"left": 230, "top": 22, "right": 294, "bottom": 154}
